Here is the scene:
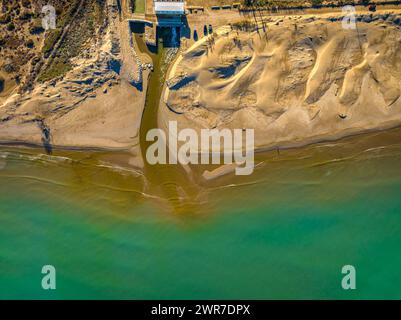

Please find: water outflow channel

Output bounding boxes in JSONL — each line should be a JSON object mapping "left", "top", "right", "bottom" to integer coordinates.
{"left": 135, "top": 26, "right": 199, "bottom": 213}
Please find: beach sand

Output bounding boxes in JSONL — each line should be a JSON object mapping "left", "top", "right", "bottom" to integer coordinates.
{"left": 161, "top": 10, "right": 401, "bottom": 155}
{"left": 0, "top": 1, "right": 146, "bottom": 151}
{"left": 1, "top": 8, "right": 401, "bottom": 160}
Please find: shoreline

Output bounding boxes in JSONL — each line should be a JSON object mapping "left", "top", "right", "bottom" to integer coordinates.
{"left": 1, "top": 9, "right": 401, "bottom": 165}
{"left": 0, "top": 140, "right": 130, "bottom": 153}
{"left": 4, "top": 112, "right": 401, "bottom": 187}
{"left": 2, "top": 118, "right": 401, "bottom": 159}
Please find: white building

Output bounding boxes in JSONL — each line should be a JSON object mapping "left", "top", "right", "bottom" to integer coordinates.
{"left": 154, "top": 0, "right": 185, "bottom": 15}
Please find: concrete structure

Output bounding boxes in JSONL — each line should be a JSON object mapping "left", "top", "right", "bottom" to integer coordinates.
{"left": 154, "top": 0, "right": 185, "bottom": 15}
{"left": 152, "top": 0, "right": 185, "bottom": 27}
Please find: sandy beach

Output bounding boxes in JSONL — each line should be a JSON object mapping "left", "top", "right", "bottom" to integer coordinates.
{"left": 0, "top": 0, "right": 147, "bottom": 151}
{"left": 1, "top": 6, "right": 401, "bottom": 158}
{"left": 161, "top": 9, "right": 401, "bottom": 155}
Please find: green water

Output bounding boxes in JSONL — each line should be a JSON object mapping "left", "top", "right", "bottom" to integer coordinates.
{"left": 1, "top": 25, "right": 401, "bottom": 300}
{"left": 1, "top": 128, "right": 401, "bottom": 299}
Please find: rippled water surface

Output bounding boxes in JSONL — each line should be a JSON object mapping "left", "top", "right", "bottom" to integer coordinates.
{"left": 1, "top": 127, "right": 401, "bottom": 299}
{"left": 2, "top": 21, "right": 401, "bottom": 299}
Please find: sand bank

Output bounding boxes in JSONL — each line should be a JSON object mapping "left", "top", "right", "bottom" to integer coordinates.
{"left": 161, "top": 10, "right": 401, "bottom": 156}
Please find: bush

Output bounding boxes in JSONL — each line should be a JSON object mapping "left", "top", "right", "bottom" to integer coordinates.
{"left": 42, "top": 28, "right": 62, "bottom": 57}
{"left": 30, "top": 19, "right": 44, "bottom": 34}
{"left": 19, "top": 10, "right": 32, "bottom": 20}
{"left": 311, "top": 0, "right": 323, "bottom": 8}
{"left": 26, "top": 39, "right": 34, "bottom": 48}
{"left": 22, "top": 0, "right": 31, "bottom": 8}
{"left": 7, "top": 22, "right": 15, "bottom": 31}
{"left": 310, "top": 0, "right": 323, "bottom": 7}
{"left": 3, "top": 63, "right": 16, "bottom": 73}
{"left": 38, "top": 59, "right": 72, "bottom": 82}
{"left": 0, "top": 14, "right": 11, "bottom": 24}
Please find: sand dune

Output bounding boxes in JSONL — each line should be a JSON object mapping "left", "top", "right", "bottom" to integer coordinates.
{"left": 0, "top": 2, "right": 145, "bottom": 150}
{"left": 162, "top": 10, "right": 401, "bottom": 152}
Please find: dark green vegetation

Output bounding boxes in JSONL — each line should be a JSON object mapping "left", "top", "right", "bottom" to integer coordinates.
{"left": 38, "top": 0, "right": 107, "bottom": 82}
{"left": 0, "top": 0, "right": 42, "bottom": 84}
{"left": 0, "top": 1, "right": 107, "bottom": 90}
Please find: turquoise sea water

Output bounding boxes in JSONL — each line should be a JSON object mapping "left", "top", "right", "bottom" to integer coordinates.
{"left": 1, "top": 129, "right": 401, "bottom": 299}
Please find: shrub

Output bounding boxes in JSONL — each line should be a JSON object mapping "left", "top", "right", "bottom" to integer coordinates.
{"left": 7, "top": 22, "right": 15, "bottom": 31}
{"left": 0, "top": 14, "right": 11, "bottom": 24}
{"left": 30, "top": 19, "right": 44, "bottom": 34}
{"left": 26, "top": 39, "right": 34, "bottom": 48}
{"left": 310, "top": 0, "right": 323, "bottom": 7}
{"left": 22, "top": 0, "right": 31, "bottom": 8}
{"left": 38, "top": 59, "right": 72, "bottom": 82}
{"left": 42, "top": 28, "right": 62, "bottom": 57}
{"left": 19, "top": 10, "right": 32, "bottom": 20}
{"left": 3, "top": 63, "right": 16, "bottom": 73}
